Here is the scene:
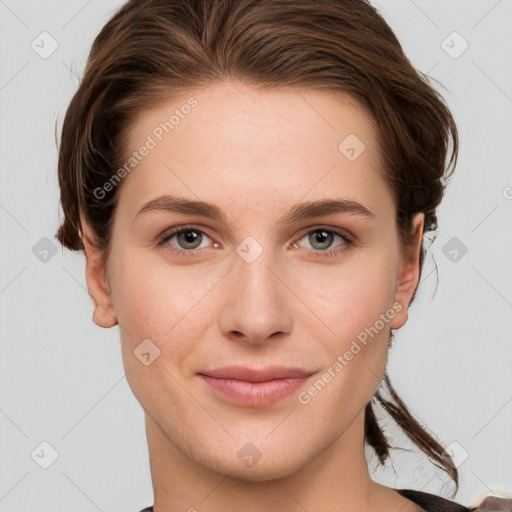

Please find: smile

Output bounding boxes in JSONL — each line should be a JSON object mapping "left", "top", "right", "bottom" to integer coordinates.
{"left": 198, "top": 366, "right": 315, "bottom": 407}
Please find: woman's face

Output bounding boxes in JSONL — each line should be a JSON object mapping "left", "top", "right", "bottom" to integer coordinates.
{"left": 86, "top": 81, "right": 423, "bottom": 480}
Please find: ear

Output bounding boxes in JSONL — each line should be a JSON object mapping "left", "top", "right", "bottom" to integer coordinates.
{"left": 81, "top": 221, "right": 118, "bottom": 328}
{"left": 389, "top": 212, "right": 424, "bottom": 330}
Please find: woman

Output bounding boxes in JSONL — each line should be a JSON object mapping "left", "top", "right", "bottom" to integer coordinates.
{"left": 54, "top": 0, "right": 503, "bottom": 510}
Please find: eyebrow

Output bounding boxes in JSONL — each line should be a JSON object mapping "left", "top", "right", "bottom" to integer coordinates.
{"left": 134, "top": 194, "right": 375, "bottom": 225}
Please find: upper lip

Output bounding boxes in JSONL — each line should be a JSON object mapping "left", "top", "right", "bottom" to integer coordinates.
{"left": 199, "top": 366, "right": 315, "bottom": 383}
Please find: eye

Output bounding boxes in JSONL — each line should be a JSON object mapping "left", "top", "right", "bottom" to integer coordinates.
{"left": 292, "top": 228, "right": 353, "bottom": 258}
{"left": 156, "top": 226, "right": 217, "bottom": 255}
{"left": 156, "top": 225, "right": 354, "bottom": 259}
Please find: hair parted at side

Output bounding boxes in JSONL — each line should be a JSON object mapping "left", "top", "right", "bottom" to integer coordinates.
{"left": 55, "top": 0, "right": 460, "bottom": 491}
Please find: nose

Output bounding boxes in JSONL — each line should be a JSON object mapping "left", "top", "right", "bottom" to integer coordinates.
{"left": 218, "top": 245, "right": 293, "bottom": 345}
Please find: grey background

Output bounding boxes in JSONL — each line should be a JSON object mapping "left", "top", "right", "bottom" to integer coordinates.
{"left": 0, "top": 0, "right": 511, "bottom": 510}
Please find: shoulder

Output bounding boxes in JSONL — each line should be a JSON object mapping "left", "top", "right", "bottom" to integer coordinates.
{"left": 396, "top": 489, "right": 475, "bottom": 512}
{"left": 138, "top": 494, "right": 512, "bottom": 512}
{"left": 477, "top": 495, "right": 512, "bottom": 511}
{"left": 397, "top": 489, "right": 512, "bottom": 512}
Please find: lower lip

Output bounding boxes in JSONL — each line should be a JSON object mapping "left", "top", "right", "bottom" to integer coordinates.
{"left": 199, "top": 375, "right": 311, "bottom": 407}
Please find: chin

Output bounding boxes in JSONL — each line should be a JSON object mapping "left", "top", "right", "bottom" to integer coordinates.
{"left": 208, "top": 452, "right": 306, "bottom": 482}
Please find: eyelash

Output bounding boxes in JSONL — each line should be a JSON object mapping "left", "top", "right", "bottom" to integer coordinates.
{"left": 156, "top": 224, "right": 355, "bottom": 259}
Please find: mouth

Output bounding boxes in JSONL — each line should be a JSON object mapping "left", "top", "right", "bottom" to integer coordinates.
{"left": 198, "top": 366, "right": 316, "bottom": 407}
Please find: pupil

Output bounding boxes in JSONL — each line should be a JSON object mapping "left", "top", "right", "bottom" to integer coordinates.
{"left": 180, "top": 231, "right": 200, "bottom": 248}
{"left": 312, "top": 230, "right": 332, "bottom": 249}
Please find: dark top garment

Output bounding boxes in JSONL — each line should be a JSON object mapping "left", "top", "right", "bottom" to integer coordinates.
{"left": 138, "top": 488, "right": 482, "bottom": 511}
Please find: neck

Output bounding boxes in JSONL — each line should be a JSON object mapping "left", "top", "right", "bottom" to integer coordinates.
{"left": 145, "top": 410, "right": 416, "bottom": 512}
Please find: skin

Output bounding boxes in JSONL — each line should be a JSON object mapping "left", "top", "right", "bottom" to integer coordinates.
{"left": 82, "top": 80, "right": 424, "bottom": 512}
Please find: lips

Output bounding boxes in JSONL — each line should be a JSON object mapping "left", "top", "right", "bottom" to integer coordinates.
{"left": 201, "top": 365, "right": 313, "bottom": 382}
{"left": 198, "top": 366, "right": 315, "bottom": 407}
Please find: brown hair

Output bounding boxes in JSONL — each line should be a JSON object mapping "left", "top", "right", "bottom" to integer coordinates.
{"left": 56, "top": 0, "right": 460, "bottom": 493}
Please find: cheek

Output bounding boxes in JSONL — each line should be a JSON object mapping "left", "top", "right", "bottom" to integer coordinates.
{"left": 110, "top": 254, "right": 224, "bottom": 346}
{"left": 109, "top": 257, "right": 221, "bottom": 407}
{"left": 293, "top": 257, "right": 398, "bottom": 415}
{"left": 293, "top": 251, "right": 398, "bottom": 351}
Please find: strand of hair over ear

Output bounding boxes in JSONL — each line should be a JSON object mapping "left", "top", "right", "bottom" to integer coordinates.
{"left": 364, "top": 372, "right": 459, "bottom": 494}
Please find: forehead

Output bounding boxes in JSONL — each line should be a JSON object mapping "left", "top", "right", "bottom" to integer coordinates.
{"left": 117, "top": 81, "right": 393, "bottom": 223}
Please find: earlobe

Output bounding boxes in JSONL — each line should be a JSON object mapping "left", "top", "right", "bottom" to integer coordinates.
{"left": 389, "top": 213, "right": 424, "bottom": 330}
{"left": 82, "top": 222, "right": 118, "bottom": 328}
